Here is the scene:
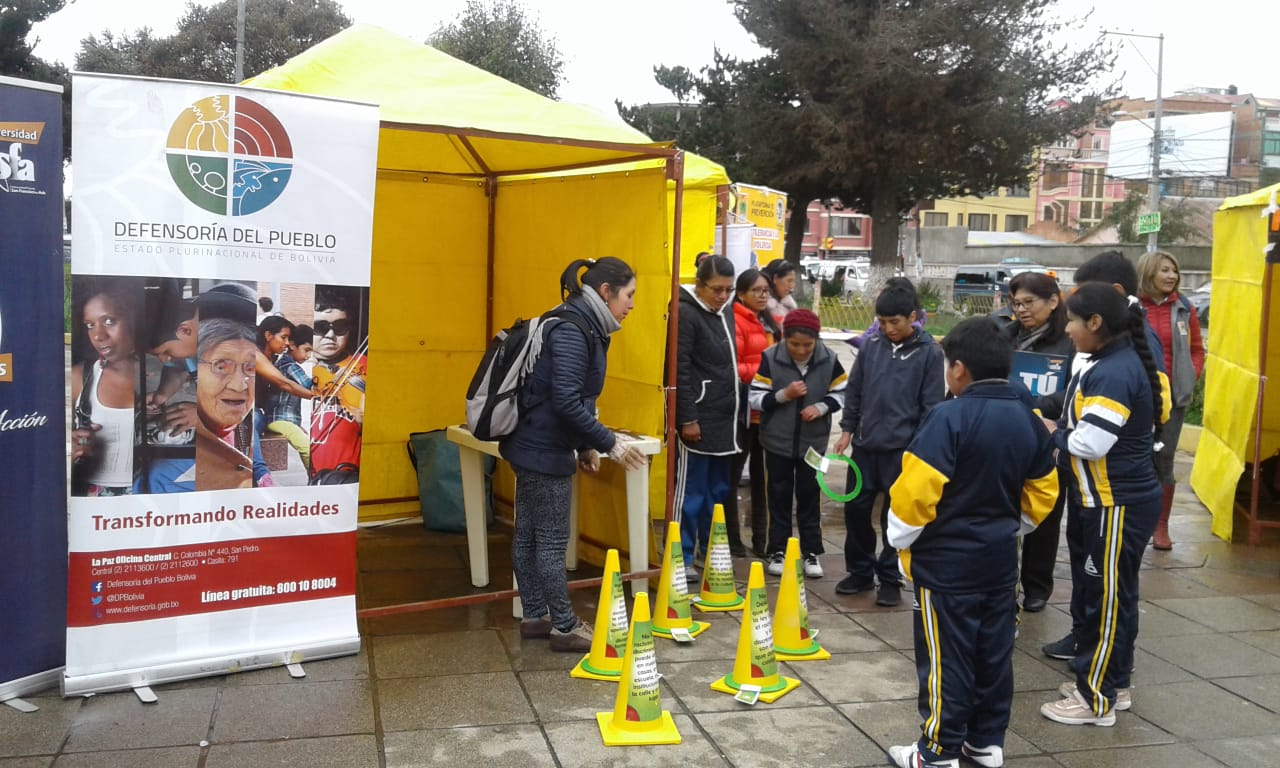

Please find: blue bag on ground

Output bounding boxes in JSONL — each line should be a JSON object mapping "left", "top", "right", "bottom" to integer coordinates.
{"left": 407, "top": 430, "right": 494, "bottom": 532}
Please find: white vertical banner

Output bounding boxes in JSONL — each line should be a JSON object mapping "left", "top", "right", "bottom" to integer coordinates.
{"left": 67, "top": 73, "right": 379, "bottom": 695}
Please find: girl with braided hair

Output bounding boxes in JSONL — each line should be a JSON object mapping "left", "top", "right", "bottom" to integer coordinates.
{"left": 1039, "top": 282, "right": 1163, "bottom": 727}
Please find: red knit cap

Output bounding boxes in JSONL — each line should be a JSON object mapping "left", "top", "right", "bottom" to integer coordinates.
{"left": 784, "top": 308, "right": 821, "bottom": 336}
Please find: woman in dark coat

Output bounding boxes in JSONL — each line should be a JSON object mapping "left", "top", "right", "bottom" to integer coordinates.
{"left": 1003, "top": 271, "right": 1073, "bottom": 613}
{"left": 500, "top": 257, "right": 646, "bottom": 652}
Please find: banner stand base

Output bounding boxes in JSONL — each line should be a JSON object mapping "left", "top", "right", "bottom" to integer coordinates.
{"left": 62, "top": 635, "right": 360, "bottom": 697}
{"left": 287, "top": 663, "right": 306, "bottom": 678}
{"left": 3, "top": 698, "right": 40, "bottom": 713}
{"left": 133, "top": 686, "right": 158, "bottom": 704}
{"left": 1, "top": 668, "right": 63, "bottom": 711}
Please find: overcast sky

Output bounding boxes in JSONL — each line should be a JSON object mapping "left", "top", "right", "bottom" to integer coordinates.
{"left": 29, "top": 0, "right": 1275, "bottom": 115}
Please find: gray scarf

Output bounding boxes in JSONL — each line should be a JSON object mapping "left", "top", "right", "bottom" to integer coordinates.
{"left": 1015, "top": 322, "right": 1051, "bottom": 351}
{"left": 580, "top": 286, "right": 622, "bottom": 335}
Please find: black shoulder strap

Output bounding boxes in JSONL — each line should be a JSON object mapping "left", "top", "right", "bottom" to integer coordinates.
{"left": 542, "top": 308, "right": 598, "bottom": 364}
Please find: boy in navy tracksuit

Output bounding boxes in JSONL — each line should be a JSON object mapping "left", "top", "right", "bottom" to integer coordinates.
{"left": 885, "top": 318, "right": 1059, "bottom": 768}
{"left": 833, "top": 286, "right": 945, "bottom": 606}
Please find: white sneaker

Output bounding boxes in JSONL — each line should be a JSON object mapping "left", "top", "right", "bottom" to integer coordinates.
{"left": 1040, "top": 689, "right": 1116, "bottom": 726}
{"left": 960, "top": 742, "right": 1004, "bottom": 768}
{"left": 765, "top": 552, "right": 785, "bottom": 576}
{"left": 1057, "top": 681, "right": 1131, "bottom": 711}
{"left": 803, "top": 554, "right": 823, "bottom": 579}
{"left": 887, "top": 743, "right": 958, "bottom": 768}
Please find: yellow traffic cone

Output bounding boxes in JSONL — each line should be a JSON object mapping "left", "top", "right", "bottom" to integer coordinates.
{"left": 710, "top": 561, "right": 800, "bottom": 703}
{"left": 595, "top": 592, "right": 682, "bottom": 746}
{"left": 695, "top": 504, "right": 744, "bottom": 613}
{"left": 652, "top": 522, "right": 709, "bottom": 641}
{"left": 571, "top": 548, "right": 630, "bottom": 681}
{"left": 773, "top": 537, "right": 831, "bottom": 661}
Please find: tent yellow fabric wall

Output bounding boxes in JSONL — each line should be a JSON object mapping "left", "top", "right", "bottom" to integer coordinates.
{"left": 246, "top": 25, "right": 684, "bottom": 568}
{"left": 1190, "top": 183, "right": 1280, "bottom": 541}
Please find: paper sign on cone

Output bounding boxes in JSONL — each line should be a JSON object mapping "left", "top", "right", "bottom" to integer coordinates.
{"left": 710, "top": 561, "right": 800, "bottom": 703}
{"left": 696, "top": 504, "right": 744, "bottom": 612}
{"left": 773, "top": 537, "right": 830, "bottom": 661}
{"left": 596, "top": 592, "right": 681, "bottom": 746}
{"left": 572, "top": 548, "right": 630, "bottom": 681}
{"left": 652, "top": 522, "right": 709, "bottom": 640}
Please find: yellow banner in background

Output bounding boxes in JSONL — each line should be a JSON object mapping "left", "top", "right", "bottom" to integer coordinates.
{"left": 732, "top": 183, "right": 787, "bottom": 261}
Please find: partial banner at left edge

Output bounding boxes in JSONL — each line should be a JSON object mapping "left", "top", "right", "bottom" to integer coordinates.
{"left": 0, "top": 75, "right": 68, "bottom": 698}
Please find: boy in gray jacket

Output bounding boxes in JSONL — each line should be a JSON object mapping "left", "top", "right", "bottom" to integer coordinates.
{"left": 750, "top": 309, "right": 846, "bottom": 579}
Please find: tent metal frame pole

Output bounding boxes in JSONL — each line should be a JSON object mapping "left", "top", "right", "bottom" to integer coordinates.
{"left": 664, "top": 152, "right": 686, "bottom": 524}
{"left": 1250, "top": 261, "right": 1276, "bottom": 546}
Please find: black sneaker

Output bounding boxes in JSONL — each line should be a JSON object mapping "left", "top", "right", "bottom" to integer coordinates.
{"left": 876, "top": 582, "right": 901, "bottom": 607}
{"left": 1042, "top": 632, "right": 1077, "bottom": 660}
{"left": 835, "top": 574, "right": 874, "bottom": 595}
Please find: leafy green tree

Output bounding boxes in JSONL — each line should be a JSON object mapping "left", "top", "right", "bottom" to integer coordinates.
{"left": 621, "top": 0, "right": 1116, "bottom": 269}
{"left": 2, "top": 1, "right": 71, "bottom": 159}
{"left": 1101, "top": 189, "right": 1207, "bottom": 245}
{"left": 429, "top": 0, "right": 564, "bottom": 98}
{"left": 76, "top": 0, "right": 351, "bottom": 83}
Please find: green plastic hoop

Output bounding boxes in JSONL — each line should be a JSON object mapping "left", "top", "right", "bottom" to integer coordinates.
{"left": 816, "top": 454, "right": 862, "bottom": 502}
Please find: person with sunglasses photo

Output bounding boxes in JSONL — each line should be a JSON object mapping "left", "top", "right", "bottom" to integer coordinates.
{"left": 310, "top": 287, "right": 367, "bottom": 484}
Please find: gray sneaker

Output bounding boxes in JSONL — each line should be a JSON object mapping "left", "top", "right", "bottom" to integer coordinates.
{"left": 549, "top": 620, "right": 593, "bottom": 653}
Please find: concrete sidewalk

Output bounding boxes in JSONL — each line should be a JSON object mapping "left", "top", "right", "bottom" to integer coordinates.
{"left": 4, "top": 453, "right": 1280, "bottom": 767}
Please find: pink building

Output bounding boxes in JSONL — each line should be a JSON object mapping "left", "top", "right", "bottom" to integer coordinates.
{"left": 1036, "top": 105, "right": 1127, "bottom": 231}
{"left": 795, "top": 200, "right": 874, "bottom": 259}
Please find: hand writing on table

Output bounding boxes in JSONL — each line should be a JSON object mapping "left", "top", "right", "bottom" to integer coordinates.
{"left": 608, "top": 437, "right": 647, "bottom": 471}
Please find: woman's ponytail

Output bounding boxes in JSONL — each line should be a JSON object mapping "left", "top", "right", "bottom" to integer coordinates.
{"left": 559, "top": 259, "right": 594, "bottom": 299}
{"left": 561, "top": 257, "right": 635, "bottom": 300}
{"left": 1127, "top": 301, "right": 1165, "bottom": 455}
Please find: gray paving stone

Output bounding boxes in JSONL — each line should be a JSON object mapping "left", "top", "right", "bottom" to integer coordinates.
{"left": 223, "top": 648, "right": 369, "bottom": 686}
{"left": 805, "top": 612, "right": 895, "bottom": 654}
{"left": 370, "top": 630, "right": 509, "bottom": 678}
{"left": 51, "top": 747, "right": 201, "bottom": 767}
{"left": 1212, "top": 673, "right": 1280, "bottom": 713}
{"left": 1132, "top": 601, "right": 1218, "bottom": 636}
{"left": 62, "top": 688, "right": 218, "bottom": 753}
{"left": 498, "top": 628, "right": 585, "bottom": 672}
{"left": 0, "top": 696, "right": 80, "bottom": 757}
{"left": 648, "top": 615, "right": 743, "bottom": 663}
{"left": 1231, "top": 628, "right": 1280, "bottom": 655}
{"left": 1126, "top": 680, "right": 1280, "bottom": 739}
{"left": 789, "top": 651, "right": 917, "bottom": 704}
{"left": 1151, "top": 596, "right": 1280, "bottom": 632}
{"left": 543, "top": 714, "right": 727, "bottom": 767}
{"left": 376, "top": 671, "right": 534, "bottom": 731}
{"left": 1001, "top": 759, "right": 1065, "bottom": 768}
{"left": 1178, "top": 565, "right": 1280, "bottom": 595}
{"left": 205, "top": 735, "right": 377, "bottom": 768}
{"left": 1008, "top": 691, "right": 1175, "bottom": 753}
{"left": 0, "top": 758, "right": 53, "bottom": 768}
{"left": 1244, "top": 593, "right": 1280, "bottom": 610}
{"left": 1128, "top": 648, "right": 1196, "bottom": 686}
{"left": 384, "top": 725, "right": 555, "bottom": 768}
{"left": 1012, "top": 648, "right": 1074, "bottom": 693}
{"left": 1013, "top": 606, "right": 1074, "bottom": 648}
{"left": 659, "top": 659, "right": 826, "bottom": 713}
{"left": 1195, "top": 733, "right": 1280, "bottom": 768}
{"left": 1133, "top": 569, "right": 1222, "bottom": 600}
{"left": 1054, "top": 743, "right": 1228, "bottom": 768}
{"left": 848, "top": 611, "right": 915, "bottom": 651}
{"left": 697, "top": 705, "right": 884, "bottom": 767}
{"left": 212, "top": 679, "right": 374, "bottom": 741}
{"left": 1139, "top": 633, "right": 1280, "bottom": 678}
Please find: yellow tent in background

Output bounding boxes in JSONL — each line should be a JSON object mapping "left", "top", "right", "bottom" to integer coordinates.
{"left": 1190, "top": 183, "right": 1280, "bottom": 544}
{"left": 246, "top": 24, "right": 685, "bottom": 569}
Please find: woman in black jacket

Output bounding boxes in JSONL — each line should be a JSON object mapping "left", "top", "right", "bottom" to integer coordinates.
{"left": 1003, "top": 271, "right": 1074, "bottom": 613}
{"left": 674, "top": 255, "right": 741, "bottom": 580}
{"left": 500, "top": 258, "right": 645, "bottom": 652}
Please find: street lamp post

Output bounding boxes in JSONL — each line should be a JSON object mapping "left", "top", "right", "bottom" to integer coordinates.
{"left": 1105, "top": 30, "right": 1165, "bottom": 252}
{"left": 234, "top": 0, "right": 246, "bottom": 83}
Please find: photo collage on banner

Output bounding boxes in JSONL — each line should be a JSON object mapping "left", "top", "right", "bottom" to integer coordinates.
{"left": 67, "top": 74, "right": 378, "bottom": 695}
{"left": 69, "top": 278, "right": 370, "bottom": 495}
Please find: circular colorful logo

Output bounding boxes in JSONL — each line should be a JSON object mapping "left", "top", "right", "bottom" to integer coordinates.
{"left": 165, "top": 94, "right": 293, "bottom": 216}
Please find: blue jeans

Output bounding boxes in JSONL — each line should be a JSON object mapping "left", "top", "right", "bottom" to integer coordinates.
{"left": 674, "top": 443, "right": 730, "bottom": 567}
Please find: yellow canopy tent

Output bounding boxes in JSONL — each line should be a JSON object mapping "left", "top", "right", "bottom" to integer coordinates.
{"left": 1190, "top": 183, "right": 1280, "bottom": 544}
{"left": 246, "top": 24, "right": 688, "bottom": 569}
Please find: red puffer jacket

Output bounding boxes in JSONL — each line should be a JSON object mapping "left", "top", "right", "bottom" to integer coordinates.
{"left": 734, "top": 301, "right": 773, "bottom": 384}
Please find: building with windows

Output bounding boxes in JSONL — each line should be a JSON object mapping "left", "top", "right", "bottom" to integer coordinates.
{"left": 916, "top": 184, "right": 1036, "bottom": 233}
{"left": 797, "top": 201, "right": 873, "bottom": 258}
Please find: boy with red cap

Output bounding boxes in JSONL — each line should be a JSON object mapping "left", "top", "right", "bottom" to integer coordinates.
{"left": 749, "top": 308, "right": 847, "bottom": 578}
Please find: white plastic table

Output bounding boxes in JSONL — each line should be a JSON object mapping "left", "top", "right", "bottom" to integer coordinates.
{"left": 445, "top": 425, "right": 662, "bottom": 594}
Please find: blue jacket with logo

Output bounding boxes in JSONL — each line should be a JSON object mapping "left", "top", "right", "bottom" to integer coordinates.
{"left": 840, "top": 327, "right": 946, "bottom": 452}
